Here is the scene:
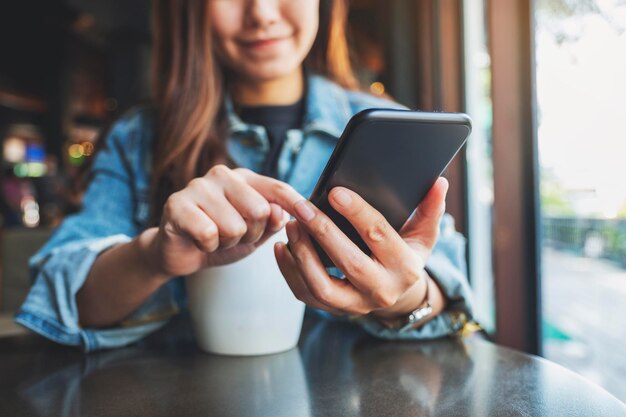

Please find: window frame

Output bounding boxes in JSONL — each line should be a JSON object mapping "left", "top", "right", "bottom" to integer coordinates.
{"left": 487, "top": 0, "right": 542, "bottom": 354}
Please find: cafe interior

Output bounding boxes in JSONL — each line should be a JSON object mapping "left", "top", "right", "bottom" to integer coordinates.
{"left": 1, "top": 0, "right": 625, "bottom": 415}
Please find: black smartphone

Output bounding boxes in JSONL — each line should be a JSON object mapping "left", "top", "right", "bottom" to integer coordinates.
{"left": 308, "top": 109, "right": 471, "bottom": 268}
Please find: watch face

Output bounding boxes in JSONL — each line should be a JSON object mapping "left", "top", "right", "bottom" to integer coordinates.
{"left": 411, "top": 304, "right": 433, "bottom": 322}
{"left": 400, "top": 304, "right": 433, "bottom": 333}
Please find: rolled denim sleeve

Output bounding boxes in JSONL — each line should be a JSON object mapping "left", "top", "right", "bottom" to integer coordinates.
{"left": 14, "top": 111, "right": 180, "bottom": 351}
{"left": 356, "top": 214, "right": 475, "bottom": 340}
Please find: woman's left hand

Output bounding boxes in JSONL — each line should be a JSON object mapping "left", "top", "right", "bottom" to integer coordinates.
{"left": 274, "top": 177, "right": 449, "bottom": 321}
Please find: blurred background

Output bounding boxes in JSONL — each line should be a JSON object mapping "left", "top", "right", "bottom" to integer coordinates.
{"left": 0, "top": 0, "right": 624, "bottom": 403}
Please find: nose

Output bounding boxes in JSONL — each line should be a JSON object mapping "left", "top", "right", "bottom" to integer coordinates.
{"left": 244, "top": 0, "right": 281, "bottom": 29}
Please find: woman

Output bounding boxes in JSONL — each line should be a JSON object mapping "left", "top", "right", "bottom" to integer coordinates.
{"left": 16, "top": 0, "right": 473, "bottom": 350}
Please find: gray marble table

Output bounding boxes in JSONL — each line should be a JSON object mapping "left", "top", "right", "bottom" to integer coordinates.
{"left": 1, "top": 313, "right": 624, "bottom": 417}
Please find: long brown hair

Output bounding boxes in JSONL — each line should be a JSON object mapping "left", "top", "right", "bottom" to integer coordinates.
{"left": 150, "top": 0, "right": 358, "bottom": 224}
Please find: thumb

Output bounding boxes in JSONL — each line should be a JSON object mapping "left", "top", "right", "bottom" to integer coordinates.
{"left": 399, "top": 177, "right": 448, "bottom": 251}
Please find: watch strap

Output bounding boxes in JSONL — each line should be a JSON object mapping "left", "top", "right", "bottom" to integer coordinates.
{"left": 398, "top": 277, "right": 433, "bottom": 333}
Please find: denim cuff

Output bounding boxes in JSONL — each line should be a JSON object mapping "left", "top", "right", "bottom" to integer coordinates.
{"left": 14, "top": 235, "right": 173, "bottom": 351}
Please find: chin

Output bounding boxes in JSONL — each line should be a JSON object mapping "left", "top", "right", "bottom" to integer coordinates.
{"left": 239, "top": 59, "right": 303, "bottom": 82}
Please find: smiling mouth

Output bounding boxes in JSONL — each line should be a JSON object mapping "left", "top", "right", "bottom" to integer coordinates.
{"left": 239, "top": 36, "right": 291, "bottom": 49}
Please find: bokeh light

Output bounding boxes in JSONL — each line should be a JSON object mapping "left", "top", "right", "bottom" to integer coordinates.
{"left": 369, "top": 82, "right": 385, "bottom": 96}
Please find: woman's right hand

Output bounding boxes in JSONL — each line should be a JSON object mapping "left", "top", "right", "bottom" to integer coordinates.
{"left": 140, "top": 165, "right": 304, "bottom": 278}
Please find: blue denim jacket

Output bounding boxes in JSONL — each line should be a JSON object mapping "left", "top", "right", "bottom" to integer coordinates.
{"left": 15, "top": 74, "right": 474, "bottom": 351}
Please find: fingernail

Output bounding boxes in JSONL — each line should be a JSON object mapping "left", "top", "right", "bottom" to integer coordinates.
{"left": 294, "top": 200, "right": 315, "bottom": 222}
{"left": 286, "top": 220, "right": 300, "bottom": 243}
{"left": 332, "top": 189, "right": 352, "bottom": 207}
{"left": 439, "top": 177, "right": 449, "bottom": 192}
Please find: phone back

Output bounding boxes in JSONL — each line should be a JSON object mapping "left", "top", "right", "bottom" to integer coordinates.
{"left": 309, "top": 109, "right": 471, "bottom": 268}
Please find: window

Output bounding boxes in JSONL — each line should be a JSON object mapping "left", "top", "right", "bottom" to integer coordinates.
{"left": 536, "top": 0, "right": 626, "bottom": 402}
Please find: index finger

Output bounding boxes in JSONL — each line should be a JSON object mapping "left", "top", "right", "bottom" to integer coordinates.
{"left": 327, "top": 187, "right": 415, "bottom": 269}
{"left": 236, "top": 169, "right": 305, "bottom": 216}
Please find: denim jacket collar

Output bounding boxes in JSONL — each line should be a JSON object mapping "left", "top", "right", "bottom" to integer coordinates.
{"left": 224, "top": 73, "right": 352, "bottom": 140}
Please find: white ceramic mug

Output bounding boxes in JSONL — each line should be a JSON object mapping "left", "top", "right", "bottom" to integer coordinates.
{"left": 186, "top": 228, "right": 305, "bottom": 356}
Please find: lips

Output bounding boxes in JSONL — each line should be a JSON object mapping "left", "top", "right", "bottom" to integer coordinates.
{"left": 239, "top": 35, "right": 291, "bottom": 49}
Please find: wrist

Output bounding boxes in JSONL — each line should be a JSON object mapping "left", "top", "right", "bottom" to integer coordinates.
{"left": 370, "top": 271, "right": 432, "bottom": 329}
{"left": 372, "top": 269, "right": 430, "bottom": 319}
{"left": 135, "top": 227, "right": 171, "bottom": 283}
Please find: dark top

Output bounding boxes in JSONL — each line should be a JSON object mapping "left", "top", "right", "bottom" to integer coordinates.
{"left": 1, "top": 312, "right": 625, "bottom": 417}
{"left": 237, "top": 98, "right": 305, "bottom": 177}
